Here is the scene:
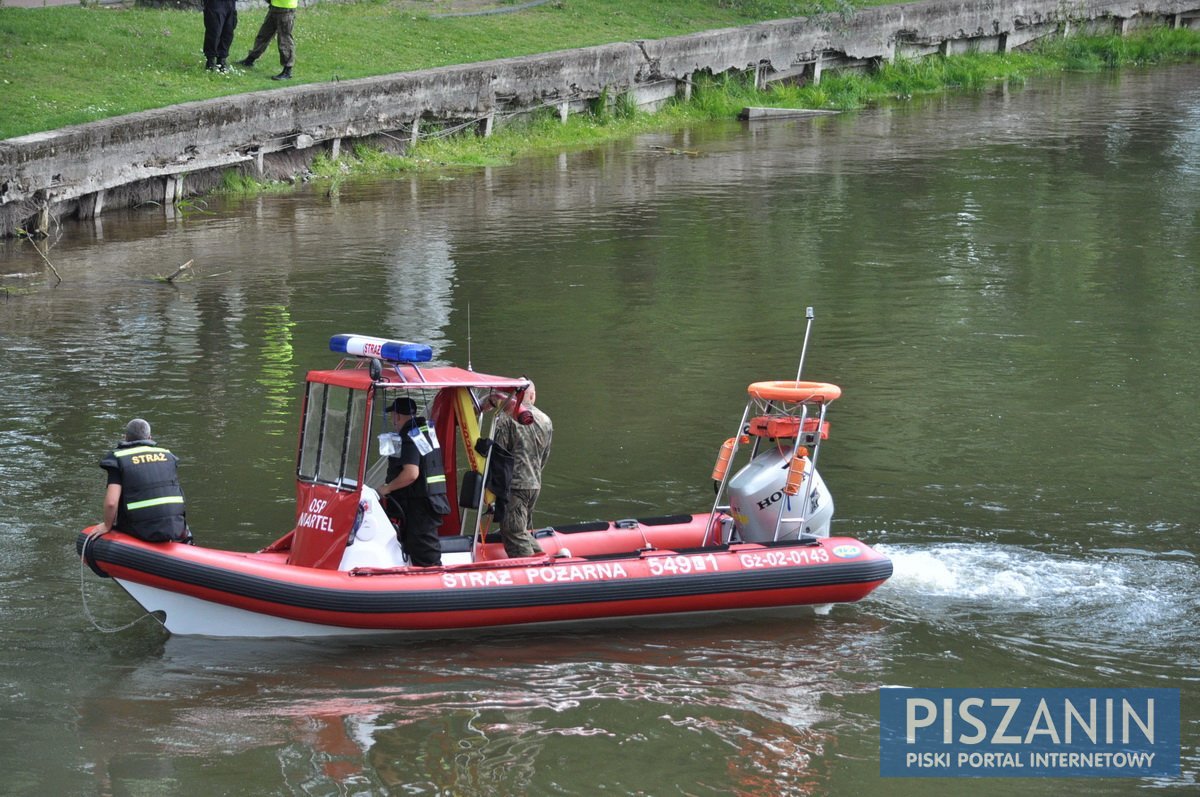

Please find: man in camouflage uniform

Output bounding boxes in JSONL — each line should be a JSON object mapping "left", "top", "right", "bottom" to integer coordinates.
{"left": 491, "top": 383, "right": 553, "bottom": 558}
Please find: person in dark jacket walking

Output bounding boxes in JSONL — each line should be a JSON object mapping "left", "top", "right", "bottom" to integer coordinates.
{"left": 377, "top": 397, "right": 448, "bottom": 567}
{"left": 202, "top": 0, "right": 238, "bottom": 73}
{"left": 98, "top": 418, "right": 190, "bottom": 543}
{"left": 236, "top": 0, "right": 298, "bottom": 81}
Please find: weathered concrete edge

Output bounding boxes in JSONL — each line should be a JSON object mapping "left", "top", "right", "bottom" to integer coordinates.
{"left": 2, "top": 0, "right": 1198, "bottom": 237}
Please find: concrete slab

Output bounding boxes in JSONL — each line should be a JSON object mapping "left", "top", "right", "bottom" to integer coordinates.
{"left": 3, "top": 0, "right": 1199, "bottom": 238}
{"left": 738, "top": 107, "right": 841, "bottom": 121}
{"left": 0, "top": 0, "right": 85, "bottom": 6}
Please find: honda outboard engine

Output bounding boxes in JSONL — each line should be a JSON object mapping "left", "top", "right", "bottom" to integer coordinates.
{"left": 727, "top": 447, "right": 834, "bottom": 542}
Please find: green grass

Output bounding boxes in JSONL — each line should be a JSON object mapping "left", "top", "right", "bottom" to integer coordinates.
{"left": 4, "top": 1, "right": 1196, "bottom": 204}
{"left": 217, "top": 168, "right": 296, "bottom": 195}
{"left": 661, "top": 29, "right": 1200, "bottom": 119}
{"left": 1046, "top": 26, "right": 1200, "bottom": 68}
{"left": 221, "top": 25, "right": 1194, "bottom": 195}
{"left": 0, "top": 0, "right": 886, "bottom": 140}
{"left": 4, "top": 2, "right": 1195, "bottom": 140}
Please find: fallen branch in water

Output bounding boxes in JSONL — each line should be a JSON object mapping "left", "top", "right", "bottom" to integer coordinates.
{"left": 647, "top": 145, "right": 700, "bottom": 157}
{"left": 28, "top": 240, "right": 63, "bottom": 285}
{"left": 162, "top": 260, "right": 193, "bottom": 283}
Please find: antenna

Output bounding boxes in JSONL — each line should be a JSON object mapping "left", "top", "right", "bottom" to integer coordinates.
{"left": 467, "top": 304, "right": 473, "bottom": 371}
{"left": 795, "top": 306, "right": 815, "bottom": 381}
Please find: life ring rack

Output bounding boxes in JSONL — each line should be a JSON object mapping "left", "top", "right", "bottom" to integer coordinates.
{"left": 747, "top": 380, "right": 842, "bottom": 404}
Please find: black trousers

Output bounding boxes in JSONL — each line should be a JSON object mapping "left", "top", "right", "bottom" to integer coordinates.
{"left": 202, "top": 0, "right": 238, "bottom": 60}
{"left": 388, "top": 495, "right": 443, "bottom": 567}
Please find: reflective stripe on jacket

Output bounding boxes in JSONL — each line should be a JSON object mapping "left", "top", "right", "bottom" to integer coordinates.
{"left": 417, "top": 422, "right": 448, "bottom": 497}
{"left": 110, "top": 443, "right": 188, "bottom": 542}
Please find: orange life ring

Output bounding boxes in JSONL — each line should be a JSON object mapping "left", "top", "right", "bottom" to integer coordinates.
{"left": 747, "top": 380, "right": 842, "bottom": 403}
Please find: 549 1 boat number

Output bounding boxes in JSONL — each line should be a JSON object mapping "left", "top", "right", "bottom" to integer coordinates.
{"left": 646, "top": 553, "right": 721, "bottom": 576}
{"left": 738, "top": 547, "right": 830, "bottom": 568}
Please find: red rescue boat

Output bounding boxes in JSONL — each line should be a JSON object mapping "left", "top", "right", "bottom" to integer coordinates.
{"left": 77, "top": 333, "right": 891, "bottom": 637}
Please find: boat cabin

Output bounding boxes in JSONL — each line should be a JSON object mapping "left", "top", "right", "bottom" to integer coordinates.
{"left": 263, "top": 334, "right": 531, "bottom": 570}
{"left": 262, "top": 334, "right": 842, "bottom": 572}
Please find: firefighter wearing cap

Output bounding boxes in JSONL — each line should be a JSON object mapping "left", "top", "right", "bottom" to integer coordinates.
{"left": 378, "top": 397, "right": 448, "bottom": 567}
{"left": 98, "top": 418, "right": 190, "bottom": 543}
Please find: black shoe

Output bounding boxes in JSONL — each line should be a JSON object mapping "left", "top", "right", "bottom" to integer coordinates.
{"left": 217, "top": 59, "right": 229, "bottom": 73}
{"left": 236, "top": 57, "right": 255, "bottom": 68}
{"left": 205, "top": 57, "right": 217, "bottom": 71}
{"left": 271, "top": 69, "right": 292, "bottom": 81}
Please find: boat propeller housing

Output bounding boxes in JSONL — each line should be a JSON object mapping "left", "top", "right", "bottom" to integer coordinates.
{"left": 727, "top": 448, "right": 834, "bottom": 542}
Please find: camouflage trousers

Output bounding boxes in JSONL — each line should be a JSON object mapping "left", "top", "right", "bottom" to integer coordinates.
{"left": 246, "top": 7, "right": 295, "bottom": 69}
{"left": 499, "top": 487, "right": 544, "bottom": 558}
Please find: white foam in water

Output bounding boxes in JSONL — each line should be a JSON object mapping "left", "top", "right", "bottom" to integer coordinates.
{"left": 874, "top": 543, "right": 1133, "bottom": 606}
{"left": 871, "top": 543, "right": 1200, "bottom": 669}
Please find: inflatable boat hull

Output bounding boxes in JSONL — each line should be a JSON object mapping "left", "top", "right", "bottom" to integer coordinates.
{"left": 78, "top": 521, "right": 891, "bottom": 638}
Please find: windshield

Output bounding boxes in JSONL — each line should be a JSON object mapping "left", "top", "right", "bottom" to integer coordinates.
{"left": 297, "top": 381, "right": 368, "bottom": 490}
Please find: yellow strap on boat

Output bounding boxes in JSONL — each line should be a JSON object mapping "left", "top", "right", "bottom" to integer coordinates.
{"left": 453, "top": 387, "right": 484, "bottom": 474}
{"left": 451, "top": 387, "right": 495, "bottom": 533}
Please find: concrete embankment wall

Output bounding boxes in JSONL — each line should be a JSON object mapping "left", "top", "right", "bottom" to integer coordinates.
{"left": 2, "top": 0, "right": 1198, "bottom": 238}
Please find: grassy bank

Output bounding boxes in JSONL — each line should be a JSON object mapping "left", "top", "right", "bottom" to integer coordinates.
{"left": 4, "top": 2, "right": 1197, "bottom": 210}
{"left": 0, "top": 0, "right": 873, "bottom": 140}
{"left": 271, "top": 28, "right": 1199, "bottom": 190}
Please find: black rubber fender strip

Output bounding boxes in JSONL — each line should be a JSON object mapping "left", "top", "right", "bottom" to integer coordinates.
{"left": 76, "top": 531, "right": 112, "bottom": 579}
{"left": 75, "top": 531, "right": 893, "bottom": 615}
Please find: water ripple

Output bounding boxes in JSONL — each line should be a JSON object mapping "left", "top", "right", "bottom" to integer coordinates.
{"left": 873, "top": 542, "right": 1200, "bottom": 675}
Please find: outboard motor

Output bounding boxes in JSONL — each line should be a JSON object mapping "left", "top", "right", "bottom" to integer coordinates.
{"left": 727, "top": 447, "right": 833, "bottom": 542}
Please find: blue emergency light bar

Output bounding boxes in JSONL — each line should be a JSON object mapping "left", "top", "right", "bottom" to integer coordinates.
{"left": 329, "top": 334, "right": 433, "bottom": 363}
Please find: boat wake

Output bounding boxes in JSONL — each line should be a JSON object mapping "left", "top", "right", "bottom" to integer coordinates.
{"left": 876, "top": 543, "right": 1139, "bottom": 603}
{"left": 870, "top": 542, "right": 1200, "bottom": 675}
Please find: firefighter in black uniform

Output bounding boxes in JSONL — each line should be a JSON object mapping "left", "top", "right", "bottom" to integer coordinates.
{"left": 377, "top": 397, "right": 448, "bottom": 567}
{"left": 98, "top": 418, "right": 190, "bottom": 542}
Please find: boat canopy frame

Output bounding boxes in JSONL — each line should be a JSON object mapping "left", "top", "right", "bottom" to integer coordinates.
{"left": 282, "top": 342, "right": 535, "bottom": 567}
{"left": 297, "top": 358, "right": 533, "bottom": 492}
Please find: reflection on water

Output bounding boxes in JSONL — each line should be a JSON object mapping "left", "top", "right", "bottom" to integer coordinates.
{"left": 76, "top": 618, "right": 890, "bottom": 796}
{"left": 1, "top": 65, "right": 1199, "bottom": 795}
{"left": 383, "top": 231, "right": 457, "bottom": 354}
{"left": 256, "top": 304, "right": 297, "bottom": 433}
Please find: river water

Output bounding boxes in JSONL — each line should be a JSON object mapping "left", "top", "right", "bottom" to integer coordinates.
{"left": 1, "top": 64, "right": 1197, "bottom": 796}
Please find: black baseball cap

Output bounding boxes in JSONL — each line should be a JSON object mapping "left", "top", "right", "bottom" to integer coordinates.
{"left": 387, "top": 397, "right": 418, "bottom": 415}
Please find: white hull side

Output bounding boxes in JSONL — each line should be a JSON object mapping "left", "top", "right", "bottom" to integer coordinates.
{"left": 114, "top": 579, "right": 376, "bottom": 637}
{"left": 113, "top": 578, "right": 830, "bottom": 639}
